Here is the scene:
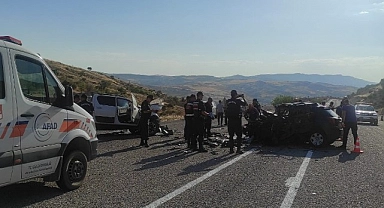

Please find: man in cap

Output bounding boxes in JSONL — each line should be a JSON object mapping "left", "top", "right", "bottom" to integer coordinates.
{"left": 338, "top": 97, "right": 358, "bottom": 149}
{"left": 139, "top": 95, "right": 154, "bottom": 147}
{"left": 226, "top": 90, "right": 247, "bottom": 154}
{"left": 192, "top": 91, "right": 208, "bottom": 152}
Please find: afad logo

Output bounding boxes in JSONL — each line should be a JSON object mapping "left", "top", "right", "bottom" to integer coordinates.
{"left": 33, "top": 113, "right": 57, "bottom": 142}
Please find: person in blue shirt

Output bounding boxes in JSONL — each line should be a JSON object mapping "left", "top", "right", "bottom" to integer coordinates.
{"left": 338, "top": 98, "right": 358, "bottom": 149}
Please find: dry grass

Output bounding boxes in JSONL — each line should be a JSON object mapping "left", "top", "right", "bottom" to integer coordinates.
{"left": 46, "top": 59, "right": 184, "bottom": 118}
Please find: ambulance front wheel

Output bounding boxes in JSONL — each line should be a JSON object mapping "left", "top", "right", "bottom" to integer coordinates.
{"left": 56, "top": 151, "right": 88, "bottom": 191}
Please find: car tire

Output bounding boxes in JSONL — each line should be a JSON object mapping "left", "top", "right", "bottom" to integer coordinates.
{"left": 149, "top": 120, "right": 159, "bottom": 136}
{"left": 309, "top": 130, "right": 327, "bottom": 147}
{"left": 56, "top": 151, "right": 87, "bottom": 191}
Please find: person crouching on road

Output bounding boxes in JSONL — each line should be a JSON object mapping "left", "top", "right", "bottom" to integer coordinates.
{"left": 185, "top": 94, "right": 195, "bottom": 149}
{"left": 338, "top": 98, "right": 358, "bottom": 149}
{"left": 192, "top": 91, "right": 209, "bottom": 152}
{"left": 226, "top": 90, "right": 247, "bottom": 154}
{"left": 139, "top": 95, "right": 154, "bottom": 147}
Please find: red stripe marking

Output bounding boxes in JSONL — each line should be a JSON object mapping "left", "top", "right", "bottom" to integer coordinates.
{"left": 0, "top": 125, "right": 9, "bottom": 139}
{"left": 10, "top": 124, "right": 28, "bottom": 138}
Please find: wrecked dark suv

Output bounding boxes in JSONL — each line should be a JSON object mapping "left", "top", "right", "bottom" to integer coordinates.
{"left": 246, "top": 102, "right": 342, "bottom": 147}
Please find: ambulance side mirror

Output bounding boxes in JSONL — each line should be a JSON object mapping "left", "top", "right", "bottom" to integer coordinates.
{"left": 64, "top": 85, "right": 74, "bottom": 107}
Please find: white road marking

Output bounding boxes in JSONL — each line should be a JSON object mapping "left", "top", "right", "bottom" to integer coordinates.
{"left": 280, "top": 150, "right": 313, "bottom": 208}
{"left": 144, "top": 148, "right": 256, "bottom": 208}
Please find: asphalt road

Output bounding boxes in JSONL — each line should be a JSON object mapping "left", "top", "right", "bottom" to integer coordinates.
{"left": 1, "top": 119, "right": 384, "bottom": 208}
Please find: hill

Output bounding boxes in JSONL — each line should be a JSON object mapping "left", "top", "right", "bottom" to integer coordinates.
{"left": 348, "top": 79, "right": 384, "bottom": 111}
{"left": 248, "top": 73, "right": 374, "bottom": 88}
{"left": 112, "top": 73, "right": 361, "bottom": 104}
{"left": 45, "top": 60, "right": 184, "bottom": 119}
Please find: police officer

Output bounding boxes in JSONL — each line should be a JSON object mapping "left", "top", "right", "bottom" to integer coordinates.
{"left": 139, "top": 95, "right": 153, "bottom": 147}
{"left": 78, "top": 94, "right": 94, "bottom": 115}
{"left": 74, "top": 94, "right": 80, "bottom": 104}
{"left": 252, "top": 98, "right": 261, "bottom": 114}
{"left": 204, "top": 97, "right": 213, "bottom": 138}
{"left": 192, "top": 91, "right": 208, "bottom": 152}
{"left": 183, "top": 95, "right": 190, "bottom": 140}
{"left": 184, "top": 94, "right": 195, "bottom": 149}
{"left": 226, "top": 90, "right": 247, "bottom": 154}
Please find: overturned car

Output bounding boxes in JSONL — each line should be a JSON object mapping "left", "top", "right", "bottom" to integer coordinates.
{"left": 244, "top": 102, "right": 342, "bottom": 147}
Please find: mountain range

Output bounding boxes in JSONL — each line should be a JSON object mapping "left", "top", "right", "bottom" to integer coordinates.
{"left": 112, "top": 73, "right": 373, "bottom": 104}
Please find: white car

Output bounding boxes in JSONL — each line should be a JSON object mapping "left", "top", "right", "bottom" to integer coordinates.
{"left": 92, "top": 94, "right": 161, "bottom": 135}
{"left": 355, "top": 104, "right": 378, "bottom": 126}
{"left": 92, "top": 94, "right": 140, "bottom": 131}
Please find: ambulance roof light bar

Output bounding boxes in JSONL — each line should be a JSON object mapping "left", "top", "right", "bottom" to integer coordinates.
{"left": 0, "top": 36, "right": 22, "bottom": 46}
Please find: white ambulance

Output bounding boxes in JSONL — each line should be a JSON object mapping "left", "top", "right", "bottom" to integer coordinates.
{"left": 0, "top": 36, "right": 97, "bottom": 190}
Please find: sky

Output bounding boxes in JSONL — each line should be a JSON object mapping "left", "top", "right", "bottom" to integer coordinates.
{"left": 1, "top": 0, "right": 383, "bottom": 82}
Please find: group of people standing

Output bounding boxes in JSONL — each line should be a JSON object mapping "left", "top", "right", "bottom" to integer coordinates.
{"left": 184, "top": 90, "right": 249, "bottom": 154}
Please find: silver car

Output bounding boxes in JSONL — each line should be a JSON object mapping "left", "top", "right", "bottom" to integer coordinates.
{"left": 355, "top": 104, "right": 378, "bottom": 126}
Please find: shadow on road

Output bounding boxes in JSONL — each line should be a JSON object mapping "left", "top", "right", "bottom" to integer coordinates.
{"left": 0, "top": 181, "right": 63, "bottom": 207}
{"left": 338, "top": 151, "right": 359, "bottom": 163}
{"left": 134, "top": 149, "right": 198, "bottom": 171}
{"left": 254, "top": 144, "right": 347, "bottom": 159}
{"left": 97, "top": 132, "right": 139, "bottom": 143}
{"left": 178, "top": 153, "right": 235, "bottom": 176}
{"left": 97, "top": 145, "right": 141, "bottom": 157}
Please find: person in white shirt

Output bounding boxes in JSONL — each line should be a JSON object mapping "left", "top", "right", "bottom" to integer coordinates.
{"left": 216, "top": 100, "right": 224, "bottom": 126}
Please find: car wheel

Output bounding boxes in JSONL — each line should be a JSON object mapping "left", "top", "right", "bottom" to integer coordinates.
{"left": 149, "top": 120, "right": 159, "bottom": 136}
{"left": 309, "top": 130, "right": 327, "bottom": 147}
{"left": 56, "top": 151, "right": 87, "bottom": 191}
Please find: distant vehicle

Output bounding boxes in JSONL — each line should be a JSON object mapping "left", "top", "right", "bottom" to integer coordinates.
{"left": 355, "top": 103, "right": 378, "bottom": 126}
{"left": 245, "top": 102, "right": 342, "bottom": 147}
{"left": 92, "top": 94, "right": 160, "bottom": 135}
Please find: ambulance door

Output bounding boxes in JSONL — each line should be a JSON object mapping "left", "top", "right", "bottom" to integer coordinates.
{"left": 11, "top": 52, "right": 66, "bottom": 179}
{"left": 0, "top": 47, "right": 17, "bottom": 185}
{"left": 131, "top": 93, "right": 139, "bottom": 122}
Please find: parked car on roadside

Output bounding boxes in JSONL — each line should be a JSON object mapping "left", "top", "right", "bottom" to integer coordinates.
{"left": 355, "top": 103, "right": 378, "bottom": 126}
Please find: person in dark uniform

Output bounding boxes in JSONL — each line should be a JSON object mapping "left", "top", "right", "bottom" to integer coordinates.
{"left": 192, "top": 91, "right": 208, "bottom": 152}
{"left": 223, "top": 97, "right": 228, "bottom": 125}
{"left": 204, "top": 97, "right": 213, "bottom": 138}
{"left": 184, "top": 94, "right": 195, "bottom": 149}
{"left": 78, "top": 94, "right": 94, "bottom": 115}
{"left": 139, "top": 95, "right": 153, "bottom": 147}
{"left": 226, "top": 90, "right": 247, "bottom": 154}
{"left": 183, "top": 95, "right": 191, "bottom": 140}
{"left": 74, "top": 94, "right": 80, "bottom": 104}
